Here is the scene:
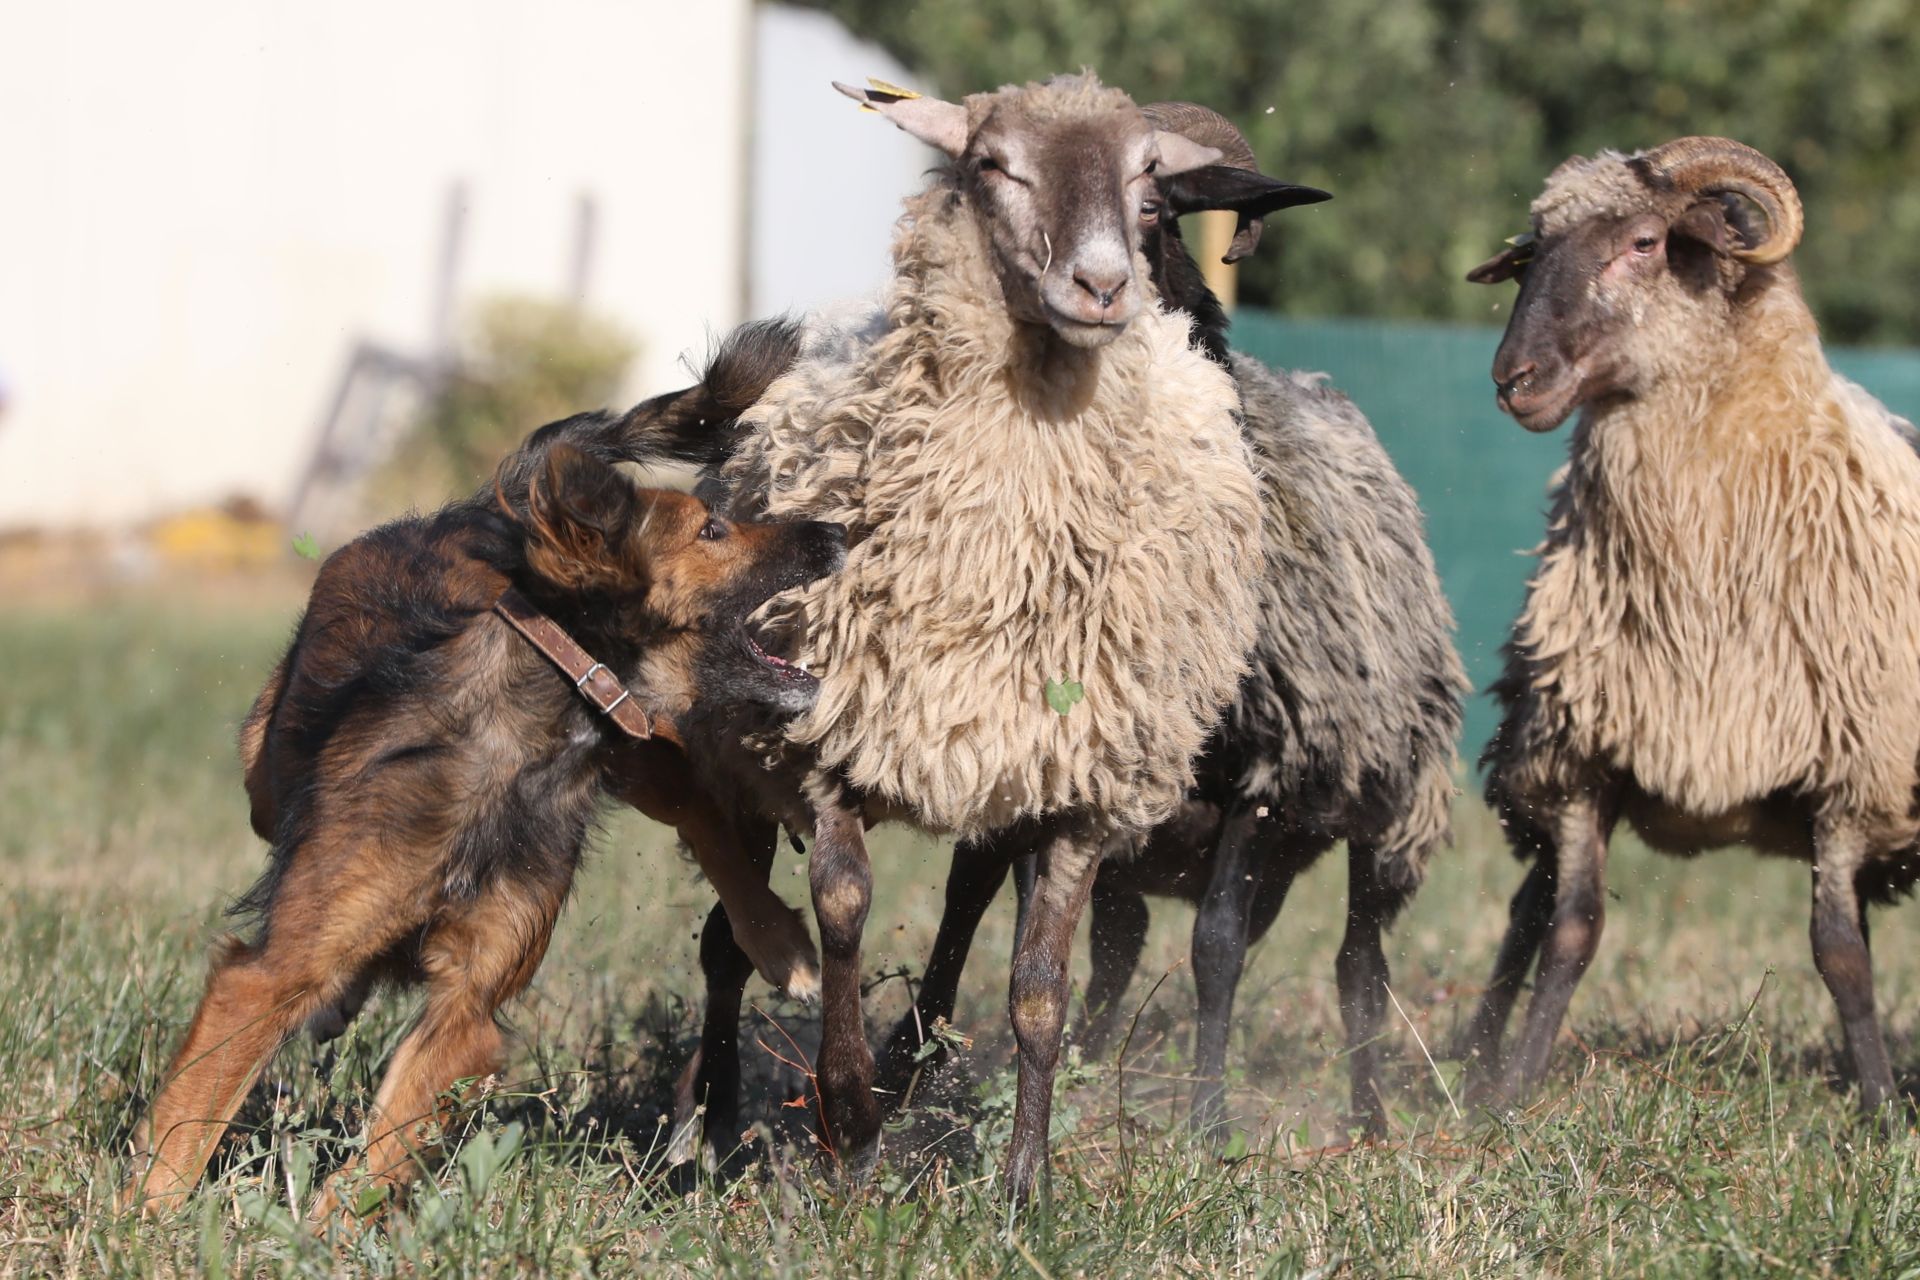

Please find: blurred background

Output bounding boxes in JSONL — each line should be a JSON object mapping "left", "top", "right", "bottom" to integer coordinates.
{"left": 4, "top": 0, "right": 1920, "bottom": 753}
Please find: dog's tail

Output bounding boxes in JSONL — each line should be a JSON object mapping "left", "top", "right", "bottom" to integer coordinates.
{"left": 488, "top": 316, "right": 802, "bottom": 510}
{"left": 238, "top": 654, "right": 289, "bottom": 842}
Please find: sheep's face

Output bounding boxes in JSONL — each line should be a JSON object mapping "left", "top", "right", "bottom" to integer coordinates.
{"left": 964, "top": 106, "right": 1167, "bottom": 345}
{"left": 834, "top": 75, "right": 1221, "bottom": 349}
{"left": 1472, "top": 211, "right": 1736, "bottom": 431}
{"left": 1469, "top": 142, "right": 1804, "bottom": 432}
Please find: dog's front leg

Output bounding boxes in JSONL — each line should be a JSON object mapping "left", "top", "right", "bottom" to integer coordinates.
{"left": 602, "top": 740, "right": 819, "bottom": 1001}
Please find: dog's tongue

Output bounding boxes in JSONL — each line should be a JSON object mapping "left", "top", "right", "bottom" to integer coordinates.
{"left": 747, "top": 630, "right": 813, "bottom": 676}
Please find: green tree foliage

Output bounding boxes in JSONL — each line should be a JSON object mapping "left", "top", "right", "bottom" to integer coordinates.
{"left": 369, "top": 296, "right": 637, "bottom": 517}
{"left": 801, "top": 0, "right": 1920, "bottom": 343}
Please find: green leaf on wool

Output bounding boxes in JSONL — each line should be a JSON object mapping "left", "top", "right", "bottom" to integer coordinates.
{"left": 291, "top": 532, "right": 321, "bottom": 561}
{"left": 1044, "top": 676, "right": 1085, "bottom": 716}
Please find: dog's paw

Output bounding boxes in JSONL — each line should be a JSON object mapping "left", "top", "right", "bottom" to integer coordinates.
{"left": 782, "top": 957, "right": 822, "bottom": 1005}
{"left": 736, "top": 902, "right": 821, "bottom": 1003}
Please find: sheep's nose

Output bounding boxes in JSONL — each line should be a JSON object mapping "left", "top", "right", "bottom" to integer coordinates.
{"left": 1496, "top": 361, "right": 1538, "bottom": 404}
{"left": 1073, "top": 268, "right": 1129, "bottom": 311}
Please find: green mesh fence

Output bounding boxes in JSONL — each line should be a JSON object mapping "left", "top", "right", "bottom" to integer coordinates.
{"left": 1230, "top": 311, "right": 1920, "bottom": 768}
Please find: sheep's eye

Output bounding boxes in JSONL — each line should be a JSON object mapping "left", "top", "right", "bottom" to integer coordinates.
{"left": 698, "top": 518, "right": 727, "bottom": 542}
{"left": 1632, "top": 234, "right": 1661, "bottom": 255}
{"left": 977, "top": 155, "right": 1001, "bottom": 174}
{"left": 1140, "top": 200, "right": 1162, "bottom": 225}
{"left": 1144, "top": 158, "right": 1158, "bottom": 176}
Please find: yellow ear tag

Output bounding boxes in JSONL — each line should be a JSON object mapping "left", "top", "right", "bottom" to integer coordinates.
{"left": 865, "top": 77, "right": 922, "bottom": 99}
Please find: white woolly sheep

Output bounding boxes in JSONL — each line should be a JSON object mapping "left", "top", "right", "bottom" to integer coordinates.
{"left": 873, "top": 103, "right": 1467, "bottom": 1139}
{"left": 674, "top": 74, "right": 1265, "bottom": 1204}
{"left": 1463, "top": 136, "right": 1920, "bottom": 1113}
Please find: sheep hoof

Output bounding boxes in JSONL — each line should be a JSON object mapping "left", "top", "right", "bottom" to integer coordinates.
{"left": 835, "top": 1133, "right": 881, "bottom": 1187}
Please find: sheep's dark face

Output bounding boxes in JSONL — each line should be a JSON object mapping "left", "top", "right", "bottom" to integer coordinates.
{"left": 1470, "top": 141, "right": 1804, "bottom": 432}
{"left": 1470, "top": 213, "right": 1681, "bottom": 432}
{"left": 963, "top": 104, "right": 1178, "bottom": 347}
{"left": 834, "top": 76, "right": 1221, "bottom": 349}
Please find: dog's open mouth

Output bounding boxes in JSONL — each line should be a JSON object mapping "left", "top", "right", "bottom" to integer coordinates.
{"left": 743, "top": 618, "right": 817, "bottom": 684}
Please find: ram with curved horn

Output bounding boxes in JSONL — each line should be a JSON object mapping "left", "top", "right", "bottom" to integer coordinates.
{"left": 1462, "top": 136, "right": 1920, "bottom": 1115}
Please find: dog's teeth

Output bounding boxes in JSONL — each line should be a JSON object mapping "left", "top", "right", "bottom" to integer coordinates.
{"left": 796, "top": 661, "right": 810, "bottom": 674}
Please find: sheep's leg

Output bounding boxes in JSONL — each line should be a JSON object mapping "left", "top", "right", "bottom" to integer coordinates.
{"left": 1499, "top": 797, "right": 1612, "bottom": 1100}
{"left": 1012, "top": 850, "right": 1039, "bottom": 949}
{"left": 670, "top": 815, "right": 779, "bottom": 1166}
{"left": 875, "top": 834, "right": 1022, "bottom": 1107}
{"left": 1809, "top": 823, "right": 1897, "bottom": 1114}
{"left": 1337, "top": 842, "right": 1395, "bottom": 1138}
{"left": 1003, "top": 812, "right": 1105, "bottom": 1211}
{"left": 1459, "top": 856, "right": 1556, "bottom": 1094}
{"left": 1078, "top": 878, "right": 1150, "bottom": 1059}
{"left": 1189, "top": 806, "right": 1264, "bottom": 1135}
{"left": 808, "top": 796, "right": 881, "bottom": 1175}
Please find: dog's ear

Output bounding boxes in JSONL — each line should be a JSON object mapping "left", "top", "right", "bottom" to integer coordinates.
{"left": 525, "top": 444, "right": 643, "bottom": 592}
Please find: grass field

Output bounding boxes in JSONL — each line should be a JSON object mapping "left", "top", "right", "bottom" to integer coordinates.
{"left": 4, "top": 590, "right": 1920, "bottom": 1277}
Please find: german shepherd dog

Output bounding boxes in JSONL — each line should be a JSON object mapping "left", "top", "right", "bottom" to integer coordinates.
{"left": 123, "top": 438, "right": 844, "bottom": 1221}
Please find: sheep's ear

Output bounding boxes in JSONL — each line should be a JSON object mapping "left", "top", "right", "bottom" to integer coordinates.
{"left": 1158, "top": 166, "right": 1331, "bottom": 262}
{"left": 1467, "top": 237, "right": 1534, "bottom": 284}
{"left": 1151, "top": 131, "right": 1223, "bottom": 177}
{"left": 526, "top": 444, "right": 642, "bottom": 591}
{"left": 1671, "top": 200, "right": 1732, "bottom": 257}
{"left": 833, "top": 80, "right": 968, "bottom": 156}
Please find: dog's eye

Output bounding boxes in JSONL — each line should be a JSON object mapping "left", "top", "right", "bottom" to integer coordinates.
{"left": 698, "top": 518, "right": 727, "bottom": 542}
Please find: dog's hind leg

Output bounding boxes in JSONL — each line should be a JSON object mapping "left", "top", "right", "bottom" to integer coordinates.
{"left": 808, "top": 793, "right": 881, "bottom": 1176}
{"left": 124, "top": 857, "right": 419, "bottom": 1215}
{"left": 1458, "top": 854, "right": 1554, "bottom": 1094}
{"left": 122, "top": 937, "right": 325, "bottom": 1214}
{"left": 310, "top": 868, "right": 568, "bottom": 1225}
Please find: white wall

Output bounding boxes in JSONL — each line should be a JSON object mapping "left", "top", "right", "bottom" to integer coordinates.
{"left": 749, "top": 5, "right": 934, "bottom": 319}
{"left": 0, "top": 0, "right": 753, "bottom": 526}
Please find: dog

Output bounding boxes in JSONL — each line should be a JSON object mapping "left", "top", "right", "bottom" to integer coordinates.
{"left": 123, "top": 440, "right": 844, "bottom": 1221}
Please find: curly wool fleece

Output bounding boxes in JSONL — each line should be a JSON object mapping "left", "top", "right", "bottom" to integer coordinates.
{"left": 725, "top": 182, "right": 1262, "bottom": 839}
{"left": 1486, "top": 271, "right": 1920, "bottom": 858}
{"left": 1222, "top": 357, "right": 1467, "bottom": 897}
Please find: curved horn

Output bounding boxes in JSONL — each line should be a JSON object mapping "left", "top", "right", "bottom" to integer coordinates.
{"left": 1640, "top": 136, "right": 1804, "bottom": 265}
{"left": 1142, "top": 102, "right": 1329, "bottom": 263}
{"left": 1141, "top": 102, "right": 1259, "bottom": 172}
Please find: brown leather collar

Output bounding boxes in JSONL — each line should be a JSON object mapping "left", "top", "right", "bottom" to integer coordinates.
{"left": 493, "top": 587, "right": 680, "bottom": 746}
